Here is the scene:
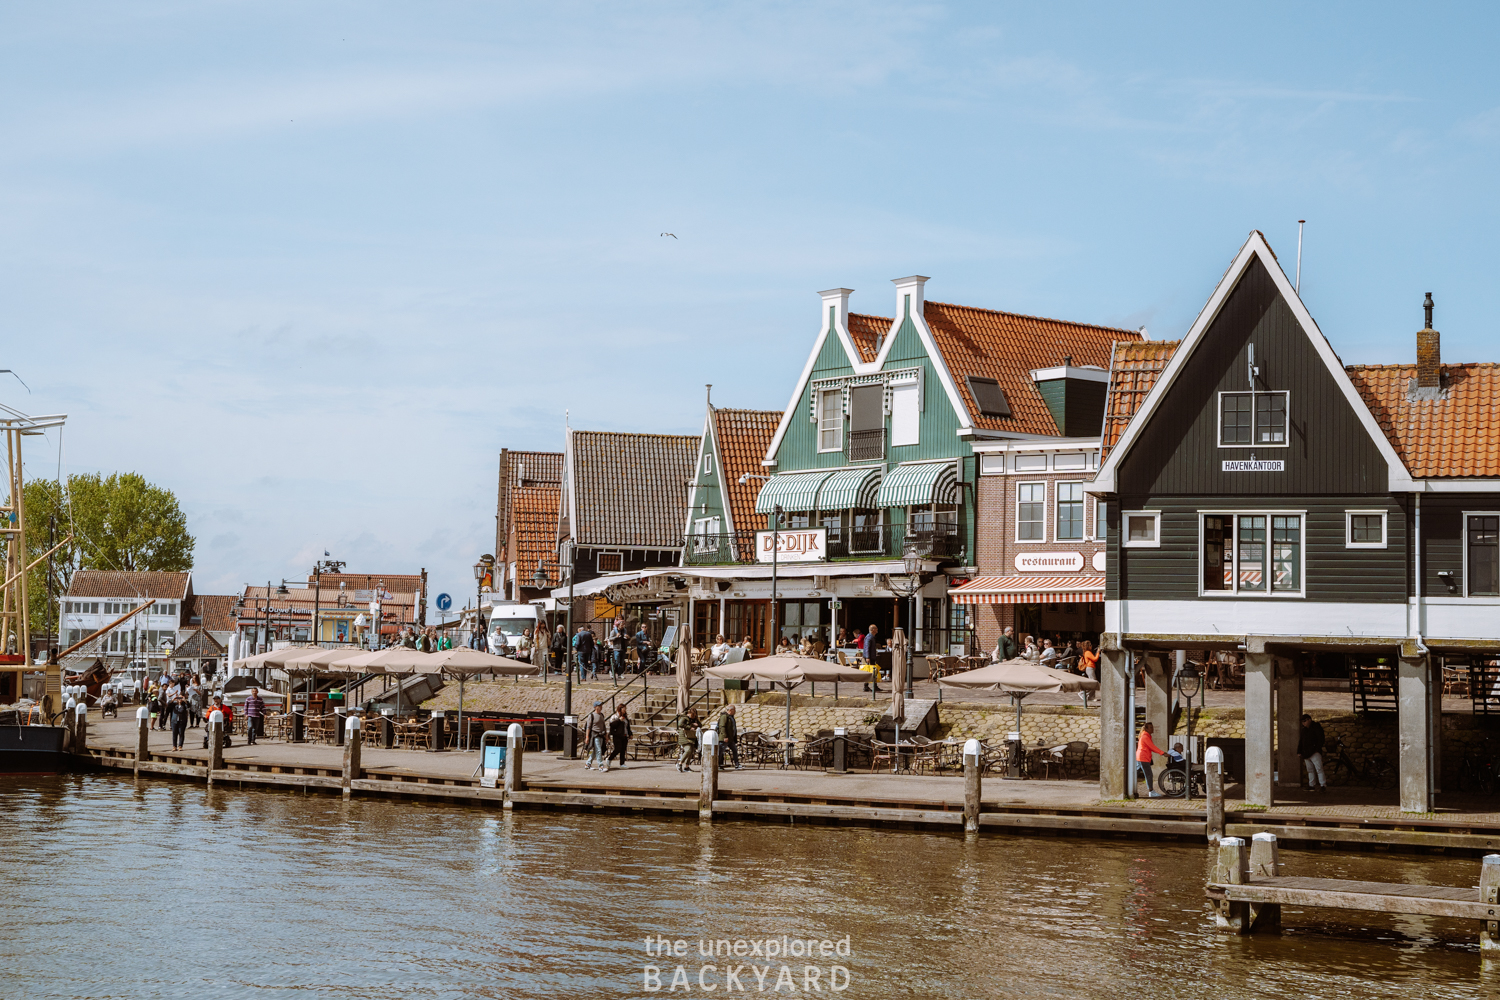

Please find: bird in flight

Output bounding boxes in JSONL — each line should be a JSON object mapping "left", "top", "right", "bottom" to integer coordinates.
{"left": 661, "top": 232, "right": 677, "bottom": 239}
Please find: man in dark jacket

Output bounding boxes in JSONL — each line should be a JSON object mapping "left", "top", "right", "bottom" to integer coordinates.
{"left": 574, "top": 627, "right": 597, "bottom": 681}
{"left": 607, "top": 705, "right": 632, "bottom": 770}
{"left": 716, "top": 705, "right": 740, "bottom": 770}
{"left": 676, "top": 708, "right": 701, "bottom": 772}
{"left": 1297, "top": 714, "right": 1327, "bottom": 792}
{"left": 550, "top": 627, "right": 567, "bottom": 674}
{"left": 992, "top": 626, "right": 1018, "bottom": 663}
{"left": 581, "top": 700, "right": 610, "bottom": 770}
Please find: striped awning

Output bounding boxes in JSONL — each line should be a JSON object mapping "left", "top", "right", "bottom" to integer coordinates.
{"left": 816, "top": 466, "right": 881, "bottom": 510}
{"left": 948, "top": 575, "right": 1106, "bottom": 605}
{"left": 755, "top": 470, "right": 834, "bottom": 514}
{"left": 876, "top": 461, "right": 958, "bottom": 508}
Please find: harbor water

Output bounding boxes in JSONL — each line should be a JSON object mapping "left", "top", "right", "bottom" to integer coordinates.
{"left": 0, "top": 774, "right": 1486, "bottom": 998}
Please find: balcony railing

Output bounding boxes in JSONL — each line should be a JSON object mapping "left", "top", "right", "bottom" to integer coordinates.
{"left": 683, "top": 522, "right": 966, "bottom": 566}
{"left": 847, "top": 428, "right": 886, "bottom": 462}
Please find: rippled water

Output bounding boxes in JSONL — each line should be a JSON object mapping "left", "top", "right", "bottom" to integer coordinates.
{"left": 0, "top": 774, "right": 1489, "bottom": 998}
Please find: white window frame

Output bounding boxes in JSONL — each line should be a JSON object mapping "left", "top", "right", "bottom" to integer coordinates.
{"left": 1217, "top": 390, "right": 1291, "bottom": 449}
{"left": 1055, "top": 481, "right": 1085, "bottom": 541}
{"left": 1463, "top": 511, "right": 1500, "bottom": 598}
{"left": 692, "top": 516, "right": 721, "bottom": 554}
{"left": 817, "top": 388, "right": 843, "bottom": 453}
{"left": 1344, "top": 510, "right": 1388, "bottom": 549}
{"left": 1015, "top": 481, "right": 1047, "bottom": 544}
{"left": 702, "top": 452, "right": 713, "bottom": 476}
{"left": 1197, "top": 510, "right": 1307, "bottom": 598}
{"left": 1122, "top": 511, "right": 1161, "bottom": 549}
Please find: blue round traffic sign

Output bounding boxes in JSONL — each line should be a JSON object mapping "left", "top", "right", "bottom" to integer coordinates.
{"left": 435, "top": 593, "right": 452, "bottom": 612}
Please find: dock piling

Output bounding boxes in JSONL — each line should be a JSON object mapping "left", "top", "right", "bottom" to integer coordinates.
{"left": 207, "top": 710, "right": 224, "bottom": 783}
{"left": 343, "top": 716, "right": 362, "bottom": 798}
{"left": 63, "top": 698, "right": 76, "bottom": 750}
{"left": 1205, "top": 747, "right": 1225, "bottom": 843}
{"left": 429, "top": 711, "right": 446, "bottom": 752}
{"left": 1249, "top": 832, "right": 1281, "bottom": 932}
{"left": 504, "top": 722, "right": 525, "bottom": 808}
{"left": 1483, "top": 854, "right": 1500, "bottom": 967}
{"left": 1213, "top": 837, "right": 1250, "bottom": 934}
{"left": 134, "top": 707, "right": 150, "bottom": 776}
{"left": 833, "top": 727, "right": 847, "bottom": 774}
{"left": 74, "top": 702, "right": 88, "bottom": 757}
{"left": 963, "top": 738, "right": 981, "bottom": 835}
{"left": 700, "top": 730, "right": 719, "bottom": 824}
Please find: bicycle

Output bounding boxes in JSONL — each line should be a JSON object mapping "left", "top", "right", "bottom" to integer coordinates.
{"left": 1455, "top": 743, "right": 1499, "bottom": 795}
{"left": 1323, "top": 735, "right": 1397, "bottom": 789}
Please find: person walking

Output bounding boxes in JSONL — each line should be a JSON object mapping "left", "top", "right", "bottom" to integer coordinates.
{"left": 676, "top": 707, "right": 701, "bottom": 772}
{"left": 1135, "top": 721, "right": 1167, "bottom": 798}
{"left": 716, "top": 705, "right": 740, "bottom": 770}
{"left": 860, "top": 625, "right": 883, "bottom": 692}
{"left": 574, "top": 626, "right": 597, "bottom": 681}
{"left": 634, "top": 625, "right": 654, "bottom": 673}
{"left": 187, "top": 679, "right": 203, "bottom": 729}
{"left": 607, "top": 704, "right": 633, "bottom": 770}
{"left": 608, "top": 618, "right": 628, "bottom": 680}
{"left": 167, "top": 692, "right": 190, "bottom": 750}
{"left": 244, "top": 687, "right": 266, "bottom": 745}
{"left": 581, "top": 700, "right": 610, "bottom": 771}
{"left": 1298, "top": 713, "right": 1328, "bottom": 793}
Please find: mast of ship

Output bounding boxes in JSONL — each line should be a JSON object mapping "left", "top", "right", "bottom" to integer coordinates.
{"left": 0, "top": 404, "right": 67, "bottom": 713}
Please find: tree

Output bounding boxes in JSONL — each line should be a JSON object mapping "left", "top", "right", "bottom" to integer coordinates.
{"left": 16, "top": 473, "right": 195, "bottom": 637}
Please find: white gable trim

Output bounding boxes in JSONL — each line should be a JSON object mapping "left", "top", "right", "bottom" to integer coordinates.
{"left": 683, "top": 409, "right": 716, "bottom": 541}
{"left": 1092, "top": 231, "right": 1415, "bottom": 493}
{"left": 762, "top": 289, "right": 856, "bottom": 467}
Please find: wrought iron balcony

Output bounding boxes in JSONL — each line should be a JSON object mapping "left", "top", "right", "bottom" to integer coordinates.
{"left": 846, "top": 428, "right": 886, "bottom": 462}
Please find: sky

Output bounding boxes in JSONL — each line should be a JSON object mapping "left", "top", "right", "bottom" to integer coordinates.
{"left": 4, "top": 2, "right": 1500, "bottom": 609}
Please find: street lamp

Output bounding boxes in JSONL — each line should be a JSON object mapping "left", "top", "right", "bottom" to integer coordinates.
{"left": 556, "top": 541, "right": 577, "bottom": 757}
{"left": 887, "top": 552, "right": 927, "bottom": 698}
{"left": 770, "top": 504, "right": 783, "bottom": 655}
{"left": 473, "top": 558, "right": 491, "bottom": 651}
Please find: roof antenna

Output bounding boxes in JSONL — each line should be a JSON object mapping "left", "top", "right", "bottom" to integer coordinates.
{"left": 1296, "top": 220, "right": 1305, "bottom": 293}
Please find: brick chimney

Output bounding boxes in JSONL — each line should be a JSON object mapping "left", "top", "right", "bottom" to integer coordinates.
{"left": 1417, "top": 292, "right": 1441, "bottom": 389}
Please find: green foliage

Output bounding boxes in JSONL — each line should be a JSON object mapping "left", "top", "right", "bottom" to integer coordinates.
{"left": 16, "top": 472, "right": 195, "bottom": 635}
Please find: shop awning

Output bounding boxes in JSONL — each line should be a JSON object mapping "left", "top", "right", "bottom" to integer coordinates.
{"left": 755, "top": 470, "right": 834, "bottom": 514}
{"left": 816, "top": 466, "right": 881, "bottom": 510}
{"left": 948, "top": 575, "right": 1105, "bottom": 605}
{"left": 876, "top": 461, "right": 957, "bottom": 508}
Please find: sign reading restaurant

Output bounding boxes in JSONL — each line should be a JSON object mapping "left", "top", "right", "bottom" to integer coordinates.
{"left": 1014, "top": 552, "right": 1085, "bottom": 572}
{"left": 756, "top": 528, "right": 827, "bottom": 563}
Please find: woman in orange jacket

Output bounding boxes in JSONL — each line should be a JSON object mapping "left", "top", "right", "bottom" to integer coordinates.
{"left": 1136, "top": 722, "right": 1167, "bottom": 798}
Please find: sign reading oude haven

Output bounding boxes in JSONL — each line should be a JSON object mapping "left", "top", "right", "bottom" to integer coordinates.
{"left": 756, "top": 528, "right": 827, "bottom": 563}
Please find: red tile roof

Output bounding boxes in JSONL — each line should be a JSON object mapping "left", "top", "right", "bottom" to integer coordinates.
{"left": 568, "top": 430, "right": 701, "bottom": 547}
{"left": 712, "top": 408, "right": 782, "bottom": 534}
{"left": 1102, "top": 340, "right": 1181, "bottom": 459}
{"left": 1347, "top": 363, "right": 1500, "bottom": 478}
{"left": 512, "top": 483, "right": 563, "bottom": 587}
{"left": 67, "top": 571, "right": 190, "bottom": 600}
{"left": 174, "top": 627, "right": 225, "bottom": 658}
{"left": 848, "top": 303, "right": 1142, "bottom": 435}
{"left": 188, "top": 594, "right": 237, "bottom": 633}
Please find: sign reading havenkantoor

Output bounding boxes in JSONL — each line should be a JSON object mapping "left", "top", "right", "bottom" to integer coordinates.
{"left": 756, "top": 528, "right": 828, "bottom": 563}
{"left": 1222, "top": 460, "right": 1284, "bottom": 472}
{"left": 1013, "top": 552, "right": 1085, "bottom": 572}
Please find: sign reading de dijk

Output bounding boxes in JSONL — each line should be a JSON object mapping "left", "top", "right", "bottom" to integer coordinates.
{"left": 1013, "top": 552, "right": 1085, "bottom": 572}
{"left": 756, "top": 528, "right": 827, "bottom": 563}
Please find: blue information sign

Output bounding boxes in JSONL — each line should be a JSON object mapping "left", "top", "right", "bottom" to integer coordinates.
{"left": 435, "top": 593, "right": 453, "bottom": 612}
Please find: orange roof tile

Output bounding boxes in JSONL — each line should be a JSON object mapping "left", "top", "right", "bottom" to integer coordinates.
{"left": 849, "top": 302, "right": 1143, "bottom": 435}
{"left": 1347, "top": 362, "right": 1500, "bottom": 478}
{"left": 1102, "top": 340, "right": 1181, "bottom": 459}
{"left": 712, "top": 408, "right": 782, "bottom": 534}
{"left": 188, "top": 593, "right": 237, "bottom": 633}
{"left": 68, "top": 571, "right": 191, "bottom": 600}
{"left": 512, "top": 483, "right": 563, "bottom": 586}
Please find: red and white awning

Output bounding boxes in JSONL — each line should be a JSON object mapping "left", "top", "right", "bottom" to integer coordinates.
{"left": 947, "top": 575, "right": 1106, "bottom": 605}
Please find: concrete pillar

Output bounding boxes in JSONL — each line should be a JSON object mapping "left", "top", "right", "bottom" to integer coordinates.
{"left": 74, "top": 702, "right": 88, "bottom": 757}
{"left": 699, "top": 730, "right": 719, "bottom": 823}
{"left": 1099, "top": 637, "right": 1130, "bottom": 800}
{"left": 1205, "top": 747, "right": 1225, "bottom": 843}
{"left": 134, "top": 706, "right": 150, "bottom": 776}
{"left": 1274, "top": 656, "right": 1302, "bottom": 789}
{"left": 504, "top": 722, "right": 525, "bottom": 808}
{"left": 1482, "top": 854, "right": 1500, "bottom": 970}
{"left": 1212, "top": 836, "right": 1250, "bottom": 934}
{"left": 963, "top": 738, "right": 982, "bottom": 835}
{"left": 1398, "top": 653, "right": 1434, "bottom": 813}
{"left": 1430, "top": 657, "right": 1443, "bottom": 794}
{"left": 342, "top": 716, "right": 362, "bottom": 799}
{"left": 1248, "top": 832, "right": 1282, "bottom": 933}
{"left": 1244, "top": 644, "right": 1275, "bottom": 807}
{"left": 1143, "top": 652, "right": 1171, "bottom": 743}
{"left": 207, "top": 710, "right": 224, "bottom": 781}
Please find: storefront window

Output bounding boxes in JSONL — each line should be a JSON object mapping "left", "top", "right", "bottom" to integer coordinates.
{"left": 1202, "top": 513, "right": 1302, "bottom": 595}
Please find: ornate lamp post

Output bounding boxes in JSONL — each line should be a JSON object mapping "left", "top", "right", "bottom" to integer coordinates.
{"left": 886, "top": 552, "right": 926, "bottom": 698}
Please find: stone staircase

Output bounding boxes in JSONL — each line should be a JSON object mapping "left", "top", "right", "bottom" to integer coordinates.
{"left": 630, "top": 685, "right": 724, "bottom": 731}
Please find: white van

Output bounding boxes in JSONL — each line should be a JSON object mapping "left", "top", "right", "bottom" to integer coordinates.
{"left": 485, "top": 601, "right": 544, "bottom": 655}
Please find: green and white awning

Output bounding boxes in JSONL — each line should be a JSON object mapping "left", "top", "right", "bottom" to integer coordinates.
{"left": 755, "top": 470, "right": 834, "bottom": 514}
{"left": 816, "top": 466, "right": 882, "bottom": 511}
{"left": 876, "top": 461, "right": 958, "bottom": 508}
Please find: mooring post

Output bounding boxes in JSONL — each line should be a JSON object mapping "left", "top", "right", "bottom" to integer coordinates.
{"left": 334, "top": 706, "right": 347, "bottom": 747}
{"left": 963, "top": 738, "right": 982, "bottom": 835}
{"left": 74, "top": 701, "right": 88, "bottom": 757}
{"left": 1482, "top": 854, "right": 1500, "bottom": 967}
{"left": 504, "top": 722, "right": 525, "bottom": 809}
{"left": 700, "top": 729, "right": 720, "bottom": 824}
{"left": 1213, "top": 836, "right": 1251, "bottom": 934}
{"left": 1205, "top": 746, "right": 1225, "bottom": 843}
{"left": 134, "top": 706, "right": 150, "bottom": 775}
{"left": 429, "top": 711, "right": 446, "bottom": 752}
{"left": 63, "top": 697, "right": 76, "bottom": 750}
{"left": 342, "top": 716, "right": 362, "bottom": 799}
{"left": 832, "top": 727, "right": 847, "bottom": 774}
{"left": 291, "top": 706, "right": 305, "bottom": 743}
{"left": 381, "top": 709, "right": 395, "bottom": 749}
{"left": 206, "top": 709, "right": 224, "bottom": 785}
{"left": 1248, "top": 832, "right": 1281, "bottom": 933}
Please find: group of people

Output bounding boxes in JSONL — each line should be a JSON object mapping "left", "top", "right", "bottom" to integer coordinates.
{"left": 542, "top": 619, "right": 662, "bottom": 681}
{"left": 574, "top": 701, "right": 747, "bottom": 774}
{"left": 395, "top": 625, "right": 455, "bottom": 652}
{"left": 993, "top": 626, "right": 1101, "bottom": 706}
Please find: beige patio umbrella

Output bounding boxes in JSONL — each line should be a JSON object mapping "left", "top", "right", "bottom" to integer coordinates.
{"left": 938, "top": 658, "right": 1099, "bottom": 734}
{"left": 279, "top": 647, "right": 367, "bottom": 719}
{"left": 889, "top": 627, "right": 908, "bottom": 771}
{"left": 704, "top": 654, "right": 870, "bottom": 761}
{"left": 674, "top": 633, "right": 694, "bottom": 714}
{"left": 334, "top": 646, "right": 440, "bottom": 718}
{"left": 423, "top": 647, "right": 539, "bottom": 750}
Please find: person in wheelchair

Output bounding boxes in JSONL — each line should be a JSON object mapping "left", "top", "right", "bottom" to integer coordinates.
{"left": 1159, "top": 742, "right": 1203, "bottom": 797}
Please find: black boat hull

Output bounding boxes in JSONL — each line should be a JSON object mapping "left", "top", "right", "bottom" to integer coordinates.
{"left": 0, "top": 725, "right": 70, "bottom": 775}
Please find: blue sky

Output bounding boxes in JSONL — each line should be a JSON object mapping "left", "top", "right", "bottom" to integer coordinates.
{"left": 4, "top": 2, "right": 1499, "bottom": 606}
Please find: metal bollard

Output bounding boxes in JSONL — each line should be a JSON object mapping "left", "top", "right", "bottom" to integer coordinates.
{"left": 335, "top": 706, "right": 347, "bottom": 747}
{"left": 832, "top": 727, "right": 847, "bottom": 774}
{"left": 504, "top": 722, "right": 525, "bottom": 807}
{"left": 135, "top": 706, "right": 150, "bottom": 775}
{"left": 963, "top": 738, "right": 982, "bottom": 835}
{"left": 428, "top": 711, "right": 446, "bottom": 752}
{"left": 381, "top": 710, "right": 395, "bottom": 749}
{"left": 291, "top": 708, "right": 305, "bottom": 743}
{"left": 1205, "top": 746, "right": 1226, "bottom": 843}
{"left": 562, "top": 715, "right": 577, "bottom": 759}
{"left": 207, "top": 709, "right": 225, "bottom": 780}
{"left": 700, "top": 730, "right": 720, "bottom": 824}
{"left": 343, "top": 716, "right": 363, "bottom": 798}
{"left": 74, "top": 701, "right": 89, "bottom": 756}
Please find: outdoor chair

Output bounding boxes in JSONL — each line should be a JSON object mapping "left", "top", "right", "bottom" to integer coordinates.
{"left": 1061, "top": 741, "right": 1089, "bottom": 779}
{"left": 799, "top": 737, "right": 833, "bottom": 770}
